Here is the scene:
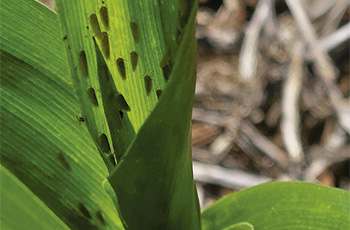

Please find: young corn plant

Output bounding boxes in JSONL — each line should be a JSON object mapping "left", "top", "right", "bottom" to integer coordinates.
{"left": 0, "top": 0, "right": 348, "bottom": 229}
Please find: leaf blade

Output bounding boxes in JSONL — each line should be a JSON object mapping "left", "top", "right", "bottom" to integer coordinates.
{"left": 201, "top": 182, "right": 350, "bottom": 230}
{"left": 107, "top": 2, "right": 201, "bottom": 229}
{"left": 0, "top": 166, "right": 70, "bottom": 230}
{"left": 0, "top": 1, "right": 124, "bottom": 229}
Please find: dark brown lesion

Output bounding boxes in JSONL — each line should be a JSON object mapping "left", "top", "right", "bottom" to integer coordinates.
{"left": 77, "top": 202, "right": 92, "bottom": 219}
{"left": 101, "top": 32, "right": 110, "bottom": 59}
{"left": 87, "top": 87, "right": 99, "bottom": 107}
{"left": 162, "top": 64, "right": 171, "bottom": 81}
{"left": 144, "top": 75, "right": 152, "bottom": 96}
{"left": 130, "top": 22, "right": 139, "bottom": 43}
{"left": 116, "top": 58, "right": 126, "bottom": 80}
{"left": 99, "top": 7, "right": 109, "bottom": 29}
{"left": 156, "top": 89, "right": 163, "bottom": 100}
{"left": 89, "top": 14, "right": 102, "bottom": 38}
{"left": 116, "top": 94, "right": 131, "bottom": 111}
{"left": 79, "top": 51, "right": 89, "bottom": 77}
{"left": 160, "top": 48, "right": 172, "bottom": 81}
{"left": 99, "top": 133, "right": 111, "bottom": 153}
{"left": 130, "top": 51, "right": 138, "bottom": 71}
{"left": 57, "top": 152, "right": 71, "bottom": 171}
{"left": 96, "top": 210, "right": 106, "bottom": 225}
{"left": 119, "top": 110, "right": 124, "bottom": 119}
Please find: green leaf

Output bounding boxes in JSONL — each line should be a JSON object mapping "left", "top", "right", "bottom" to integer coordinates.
{"left": 201, "top": 182, "right": 350, "bottom": 230}
{"left": 107, "top": 2, "right": 201, "bottom": 229}
{"left": 55, "top": 0, "right": 195, "bottom": 166}
{"left": 0, "top": 165, "right": 69, "bottom": 230}
{"left": 0, "top": 0, "right": 123, "bottom": 229}
{"left": 55, "top": 0, "right": 167, "bottom": 165}
{"left": 56, "top": 0, "right": 200, "bottom": 228}
{"left": 222, "top": 222, "right": 254, "bottom": 230}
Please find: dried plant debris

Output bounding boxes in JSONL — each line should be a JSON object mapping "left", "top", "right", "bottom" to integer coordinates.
{"left": 194, "top": 0, "right": 349, "bottom": 208}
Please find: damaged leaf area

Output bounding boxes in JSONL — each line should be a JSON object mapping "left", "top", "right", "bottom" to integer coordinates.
{"left": 56, "top": 0, "right": 200, "bottom": 229}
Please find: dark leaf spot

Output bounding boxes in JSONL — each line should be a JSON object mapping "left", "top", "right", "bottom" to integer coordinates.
{"left": 99, "top": 7, "right": 109, "bottom": 29}
{"left": 87, "top": 87, "right": 99, "bottom": 107}
{"left": 66, "top": 210, "right": 98, "bottom": 230}
{"left": 57, "top": 152, "right": 71, "bottom": 171}
{"left": 116, "top": 58, "right": 126, "bottom": 80}
{"left": 108, "top": 154, "right": 116, "bottom": 166}
{"left": 130, "top": 22, "right": 139, "bottom": 42}
{"left": 156, "top": 89, "right": 162, "bottom": 100}
{"left": 160, "top": 48, "right": 171, "bottom": 81}
{"left": 96, "top": 211, "right": 106, "bottom": 225}
{"left": 101, "top": 32, "right": 110, "bottom": 59}
{"left": 162, "top": 64, "right": 171, "bottom": 81}
{"left": 76, "top": 114, "right": 85, "bottom": 123}
{"left": 116, "top": 94, "right": 130, "bottom": 111}
{"left": 90, "top": 14, "right": 102, "bottom": 38}
{"left": 144, "top": 75, "right": 152, "bottom": 96}
{"left": 100, "top": 133, "right": 111, "bottom": 153}
{"left": 78, "top": 203, "right": 92, "bottom": 219}
{"left": 130, "top": 51, "right": 138, "bottom": 71}
{"left": 63, "top": 35, "right": 68, "bottom": 40}
{"left": 79, "top": 51, "right": 89, "bottom": 77}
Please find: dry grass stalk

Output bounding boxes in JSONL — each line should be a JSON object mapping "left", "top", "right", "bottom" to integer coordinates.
{"left": 285, "top": 0, "right": 350, "bottom": 134}
{"left": 238, "top": 0, "right": 274, "bottom": 79}
{"left": 281, "top": 42, "right": 304, "bottom": 163}
{"left": 193, "top": 161, "right": 271, "bottom": 190}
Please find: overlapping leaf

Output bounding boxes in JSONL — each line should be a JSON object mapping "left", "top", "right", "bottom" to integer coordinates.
{"left": 55, "top": 0, "right": 196, "bottom": 166}
{"left": 56, "top": 0, "right": 201, "bottom": 229}
{"left": 0, "top": 166, "right": 69, "bottom": 230}
{"left": 0, "top": 1, "right": 123, "bottom": 229}
{"left": 108, "top": 3, "right": 201, "bottom": 229}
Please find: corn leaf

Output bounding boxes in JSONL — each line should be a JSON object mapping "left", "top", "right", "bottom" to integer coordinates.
{"left": 222, "top": 223, "right": 254, "bottom": 230}
{"left": 201, "top": 182, "right": 350, "bottom": 230}
{"left": 55, "top": 0, "right": 200, "bottom": 228}
{"left": 55, "top": 0, "right": 195, "bottom": 167}
{"left": 0, "top": 166, "right": 70, "bottom": 230}
{"left": 108, "top": 4, "right": 201, "bottom": 229}
{"left": 0, "top": 1, "right": 123, "bottom": 229}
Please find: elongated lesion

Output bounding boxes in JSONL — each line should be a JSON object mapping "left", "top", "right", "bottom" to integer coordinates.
{"left": 57, "top": 152, "right": 71, "bottom": 171}
{"left": 89, "top": 14, "right": 102, "bottom": 38}
{"left": 116, "top": 58, "right": 126, "bottom": 80}
{"left": 144, "top": 75, "right": 152, "bottom": 96}
{"left": 79, "top": 50, "right": 89, "bottom": 77}
{"left": 87, "top": 87, "right": 99, "bottom": 107}
{"left": 130, "top": 22, "right": 139, "bottom": 42}
{"left": 101, "top": 32, "right": 110, "bottom": 59}
{"left": 130, "top": 51, "right": 138, "bottom": 71}
{"left": 99, "top": 6, "right": 109, "bottom": 29}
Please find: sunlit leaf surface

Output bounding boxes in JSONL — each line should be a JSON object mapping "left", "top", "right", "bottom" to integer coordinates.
{"left": 201, "top": 182, "right": 349, "bottom": 230}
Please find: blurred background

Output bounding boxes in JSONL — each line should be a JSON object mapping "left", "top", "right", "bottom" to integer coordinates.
{"left": 40, "top": 0, "right": 349, "bottom": 209}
